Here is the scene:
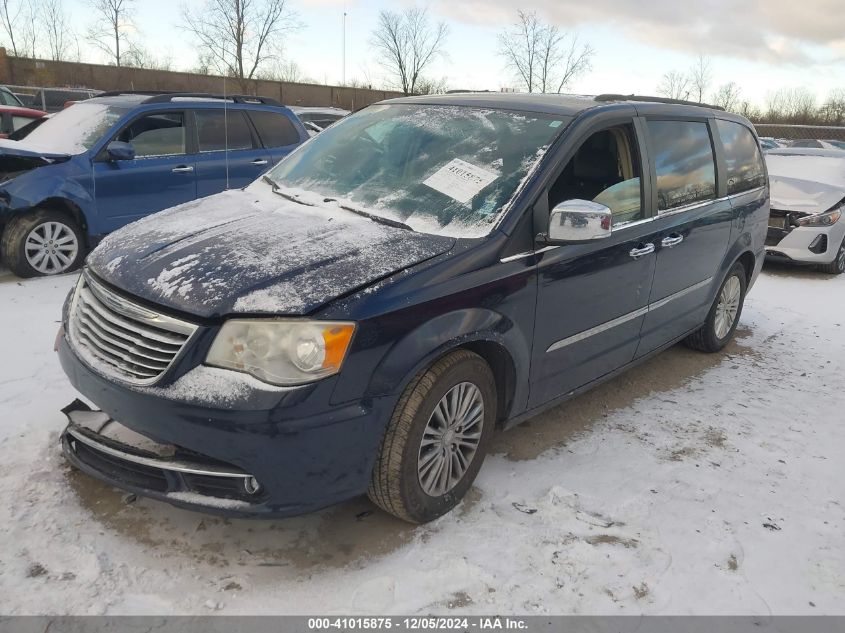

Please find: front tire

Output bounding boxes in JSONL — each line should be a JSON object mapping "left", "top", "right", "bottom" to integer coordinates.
{"left": 1, "top": 210, "right": 85, "bottom": 278}
{"left": 684, "top": 262, "right": 747, "bottom": 353}
{"left": 368, "top": 350, "right": 496, "bottom": 524}
{"left": 818, "top": 236, "right": 845, "bottom": 275}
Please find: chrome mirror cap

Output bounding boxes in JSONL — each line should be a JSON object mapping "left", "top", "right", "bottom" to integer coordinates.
{"left": 547, "top": 199, "right": 613, "bottom": 244}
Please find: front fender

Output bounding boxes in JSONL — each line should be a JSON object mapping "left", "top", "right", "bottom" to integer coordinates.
{"left": 0, "top": 160, "right": 94, "bottom": 222}
{"left": 364, "top": 307, "right": 531, "bottom": 416}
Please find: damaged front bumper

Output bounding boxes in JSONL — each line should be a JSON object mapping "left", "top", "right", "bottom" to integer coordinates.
{"left": 765, "top": 210, "right": 845, "bottom": 264}
{"left": 57, "top": 332, "right": 396, "bottom": 518}
{"left": 62, "top": 400, "right": 265, "bottom": 515}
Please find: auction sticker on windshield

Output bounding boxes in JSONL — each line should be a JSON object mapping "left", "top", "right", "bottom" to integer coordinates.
{"left": 423, "top": 158, "right": 499, "bottom": 204}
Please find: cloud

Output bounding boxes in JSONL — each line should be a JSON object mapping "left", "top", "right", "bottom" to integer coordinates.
{"left": 432, "top": 0, "right": 845, "bottom": 65}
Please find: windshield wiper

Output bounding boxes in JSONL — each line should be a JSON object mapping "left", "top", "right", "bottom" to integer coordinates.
{"left": 263, "top": 176, "right": 412, "bottom": 229}
{"left": 262, "top": 175, "right": 316, "bottom": 207}
{"left": 339, "top": 204, "right": 414, "bottom": 231}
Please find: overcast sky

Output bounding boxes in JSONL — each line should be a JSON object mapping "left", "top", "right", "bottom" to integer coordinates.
{"left": 46, "top": 0, "right": 845, "bottom": 106}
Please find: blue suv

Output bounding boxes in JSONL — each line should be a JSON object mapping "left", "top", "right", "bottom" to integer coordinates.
{"left": 0, "top": 92, "right": 308, "bottom": 277}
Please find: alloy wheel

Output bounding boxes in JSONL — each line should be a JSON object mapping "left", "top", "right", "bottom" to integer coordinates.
{"left": 714, "top": 275, "right": 741, "bottom": 339}
{"left": 24, "top": 221, "right": 79, "bottom": 275}
{"left": 417, "top": 381, "right": 484, "bottom": 497}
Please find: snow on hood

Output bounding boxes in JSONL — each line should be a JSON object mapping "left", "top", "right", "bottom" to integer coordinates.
{"left": 0, "top": 138, "right": 70, "bottom": 161}
{"left": 86, "top": 186, "right": 456, "bottom": 318}
{"left": 765, "top": 153, "right": 845, "bottom": 213}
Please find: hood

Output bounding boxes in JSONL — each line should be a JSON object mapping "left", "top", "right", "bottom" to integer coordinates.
{"left": 769, "top": 175, "right": 845, "bottom": 214}
{"left": 766, "top": 153, "right": 845, "bottom": 214}
{"left": 0, "top": 139, "right": 70, "bottom": 182}
{"left": 87, "top": 186, "right": 456, "bottom": 318}
{"left": 0, "top": 138, "right": 71, "bottom": 161}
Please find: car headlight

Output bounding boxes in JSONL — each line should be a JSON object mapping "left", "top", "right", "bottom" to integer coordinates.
{"left": 206, "top": 320, "right": 356, "bottom": 386}
{"left": 796, "top": 209, "right": 841, "bottom": 227}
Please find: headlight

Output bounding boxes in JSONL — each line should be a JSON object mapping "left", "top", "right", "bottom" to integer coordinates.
{"left": 206, "top": 320, "right": 356, "bottom": 386}
{"left": 796, "top": 209, "right": 841, "bottom": 227}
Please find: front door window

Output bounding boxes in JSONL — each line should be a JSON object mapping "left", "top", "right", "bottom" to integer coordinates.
{"left": 548, "top": 125, "right": 644, "bottom": 226}
{"left": 116, "top": 112, "right": 187, "bottom": 158}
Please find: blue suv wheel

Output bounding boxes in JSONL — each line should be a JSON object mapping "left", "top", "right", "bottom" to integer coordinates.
{"left": 1, "top": 210, "right": 85, "bottom": 277}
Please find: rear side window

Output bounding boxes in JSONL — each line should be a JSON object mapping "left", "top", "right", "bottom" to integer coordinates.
{"left": 716, "top": 120, "right": 766, "bottom": 195}
{"left": 195, "top": 110, "right": 254, "bottom": 152}
{"left": 647, "top": 120, "right": 716, "bottom": 212}
{"left": 249, "top": 110, "right": 300, "bottom": 147}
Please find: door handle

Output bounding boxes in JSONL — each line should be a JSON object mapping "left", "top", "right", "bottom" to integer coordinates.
{"left": 629, "top": 243, "right": 655, "bottom": 259}
{"left": 661, "top": 234, "right": 684, "bottom": 248}
{"left": 251, "top": 159, "right": 269, "bottom": 166}
{"left": 172, "top": 165, "right": 194, "bottom": 173}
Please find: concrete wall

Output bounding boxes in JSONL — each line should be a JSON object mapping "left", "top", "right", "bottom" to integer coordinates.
{"left": 0, "top": 50, "right": 403, "bottom": 111}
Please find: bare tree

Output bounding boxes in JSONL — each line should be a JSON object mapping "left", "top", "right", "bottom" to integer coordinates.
{"left": 182, "top": 0, "right": 299, "bottom": 88}
{"left": 123, "top": 44, "right": 173, "bottom": 70}
{"left": 766, "top": 87, "right": 817, "bottom": 124}
{"left": 737, "top": 100, "right": 762, "bottom": 122}
{"left": 689, "top": 54, "right": 712, "bottom": 102}
{"left": 498, "top": 10, "right": 541, "bottom": 92}
{"left": 19, "top": 0, "right": 41, "bottom": 56}
{"left": 0, "top": 0, "right": 23, "bottom": 56}
{"left": 41, "top": 0, "right": 73, "bottom": 61}
{"left": 498, "top": 10, "right": 593, "bottom": 94}
{"left": 255, "top": 59, "right": 311, "bottom": 83}
{"left": 86, "top": 0, "right": 135, "bottom": 67}
{"left": 657, "top": 70, "right": 691, "bottom": 100}
{"left": 819, "top": 88, "right": 845, "bottom": 125}
{"left": 414, "top": 76, "right": 449, "bottom": 95}
{"left": 370, "top": 6, "right": 448, "bottom": 95}
{"left": 712, "top": 82, "right": 741, "bottom": 111}
{"left": 1, "top": 0, "right": 41, "bottom": 58}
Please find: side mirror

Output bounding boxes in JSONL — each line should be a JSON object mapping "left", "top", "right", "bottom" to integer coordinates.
{"left": 106, "top": 141, "right": 135, "bottom": 161}
{"left": 545, "top": 199, "right": 613, "bottom": 244}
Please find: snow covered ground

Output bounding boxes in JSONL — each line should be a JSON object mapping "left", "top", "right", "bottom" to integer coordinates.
{"left": 0, "top": 264, "right": 843, "bottom": 615}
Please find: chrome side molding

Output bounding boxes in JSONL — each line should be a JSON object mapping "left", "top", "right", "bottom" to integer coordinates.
{"left": 546, "top": 277, "right": 714, "bottom": 353}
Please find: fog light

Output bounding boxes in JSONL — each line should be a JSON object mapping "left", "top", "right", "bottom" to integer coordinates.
{"left": 244, "top": 476, "right": 261, "bottom": 495}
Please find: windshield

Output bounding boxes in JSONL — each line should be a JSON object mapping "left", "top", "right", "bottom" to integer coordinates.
{"left": 266, "top": 104, "right": 568, "bottom": 237}
{"left": 18, "top": 102, "right": 128, "bottom": 155}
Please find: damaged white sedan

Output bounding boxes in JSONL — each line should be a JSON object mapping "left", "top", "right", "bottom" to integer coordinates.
{"left": 765, "top": 148, "right": 845, "bottom": 274}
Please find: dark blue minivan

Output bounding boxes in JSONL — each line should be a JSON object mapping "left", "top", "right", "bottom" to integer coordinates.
{"left": 0, "top": 92, "right": 307, "bottom": 277}
{"left": 57, "top": 93, "right": 769, "bottom": 523}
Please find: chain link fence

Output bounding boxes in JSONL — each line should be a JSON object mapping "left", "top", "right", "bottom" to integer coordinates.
{"left": 2, "top": 84, "right": 102, "bottom": 112}
{"left": 754, "top": 123, "right": 845, "bottom": 143}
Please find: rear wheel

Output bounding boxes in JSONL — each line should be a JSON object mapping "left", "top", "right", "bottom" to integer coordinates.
{"left": 1, "top": 210, "right": 85, "bottom": 277}
{"left": 818, "top": 237, "right": 845, "bottom": 275}
{"left": 684, "top": 262, "right": 747, "bottom": 353}
{"left": 368, "top": 350, "right": 496, "bottom": 524}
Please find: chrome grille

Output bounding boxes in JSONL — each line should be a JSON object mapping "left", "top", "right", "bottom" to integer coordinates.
{"left": 68, "top": 272, "right": 198, "bottom": 385}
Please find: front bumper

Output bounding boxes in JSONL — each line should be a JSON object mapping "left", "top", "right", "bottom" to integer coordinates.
{"left": 58, "top": 335, "right": 396, "bottom": 518}
{"left": 765, "top": 221, "right": 845, "bottom": 264}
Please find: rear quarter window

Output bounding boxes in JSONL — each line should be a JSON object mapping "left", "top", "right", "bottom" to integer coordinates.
{"left": 248, "top": 110, "right": 301, "bottom": 148}
{"left": 716, "top": 120, "right": 766, "bottom": 195}
{"left": 647, "top": 120, "right": 716, "bottom": 212}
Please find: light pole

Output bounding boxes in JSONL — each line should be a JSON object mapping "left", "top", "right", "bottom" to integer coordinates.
{"left": 342, "top": 9, "right": 347, "bottom": 85}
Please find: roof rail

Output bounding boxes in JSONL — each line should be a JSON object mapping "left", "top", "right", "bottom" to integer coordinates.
{"left": 96, "top": 91, "right": 282, "bottom": 106}
{"left": 96, "top": 90, "right": 172, "bottom": 98}
{"left": 595, "top": 94, "right": 725, "bottom": 111}
{"left": 143, "top": 93, "right": 282, "bottom": 106}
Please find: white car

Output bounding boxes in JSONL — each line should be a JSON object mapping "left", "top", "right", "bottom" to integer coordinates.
{"left": 765, "top": 148, "right": 845, "bottom": 274}
{"left": 288, "top": 106, "right": 350, "bottom": 136}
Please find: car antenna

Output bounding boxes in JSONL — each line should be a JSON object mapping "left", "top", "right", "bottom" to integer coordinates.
{"left": 223, "top": 77, "right": 231, "bottom": 190}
